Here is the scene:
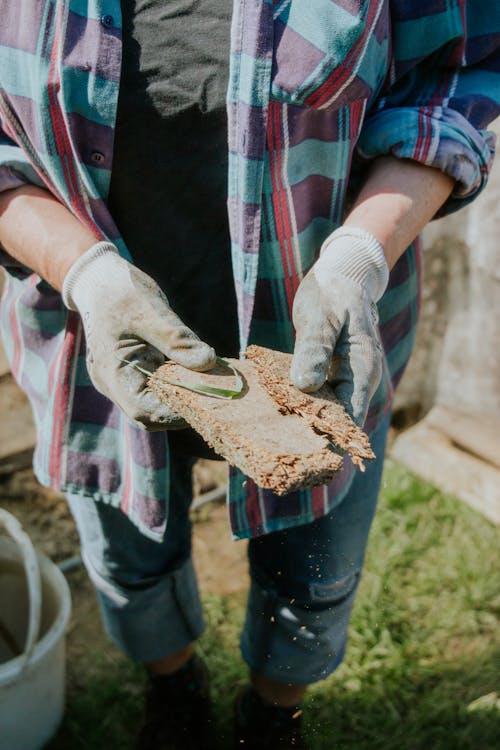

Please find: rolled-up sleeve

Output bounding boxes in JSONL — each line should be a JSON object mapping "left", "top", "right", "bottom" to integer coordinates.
{"left": 357, "top": 3, "right": 500, "bottom": 216}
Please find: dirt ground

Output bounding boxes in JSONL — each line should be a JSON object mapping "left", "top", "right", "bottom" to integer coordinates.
{"left": 0, "top": 461, "right": 249, "bottom": 678}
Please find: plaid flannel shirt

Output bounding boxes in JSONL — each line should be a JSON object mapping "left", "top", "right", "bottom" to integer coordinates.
{"left": 0, "top": 1, "right": 498, "bottom": 540}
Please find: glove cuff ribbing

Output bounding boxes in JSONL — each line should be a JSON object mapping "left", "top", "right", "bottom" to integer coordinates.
{"left": 318, "top": 226, "right": 389, "bottom": 302}
{"left": 62, "top": 241, "right": 120, "bottom": 310}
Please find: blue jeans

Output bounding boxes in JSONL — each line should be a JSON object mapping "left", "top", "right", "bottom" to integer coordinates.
{"left": 67, "top": 414, "right": 390, "bottom": 685}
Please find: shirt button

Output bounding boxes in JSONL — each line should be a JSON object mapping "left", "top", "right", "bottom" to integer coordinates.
{"left": 91, "top": 151, "right": 105, "bottom": 165}
{"left": 101, "top": 14, "right": 114, "bottom": 28}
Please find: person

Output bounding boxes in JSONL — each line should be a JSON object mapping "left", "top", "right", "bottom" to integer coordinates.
{"left": 0, "top": 1, "right": 498, "bottom": 748}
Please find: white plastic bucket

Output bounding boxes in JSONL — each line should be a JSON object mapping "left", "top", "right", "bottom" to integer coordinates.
{"left": 0, "top": 508, "right": 72, "bottom": 750}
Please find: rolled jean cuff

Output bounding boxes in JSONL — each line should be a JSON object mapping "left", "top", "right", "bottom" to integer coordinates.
{"left": 88, "top": 555, "right": 205, "bottom": 662}
{"left": 240, "top": 573, "right": 358, "bottom": 686}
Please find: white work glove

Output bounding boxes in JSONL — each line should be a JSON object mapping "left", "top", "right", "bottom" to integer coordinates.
{"left": 290, "top": 227, "right": 389, "bottom": 426}
{"left": 62, "top": 242, "right": 216, "bottom": 430}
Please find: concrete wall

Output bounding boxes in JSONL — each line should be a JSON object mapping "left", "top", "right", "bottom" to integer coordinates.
{"left": 394, "top": 118, "right": 500, "bottom": 423}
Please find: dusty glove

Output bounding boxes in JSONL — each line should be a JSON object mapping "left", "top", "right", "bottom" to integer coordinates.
{"left": 290, "top": 227, "right": 389, "bottom": 426}
{"left": 62, "top": 242, "right": 216, "bottom": 430}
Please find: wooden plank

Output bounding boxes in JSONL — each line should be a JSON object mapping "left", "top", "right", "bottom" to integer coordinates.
{"left": 148, "top": 345, "right": 374, "bottom": 495}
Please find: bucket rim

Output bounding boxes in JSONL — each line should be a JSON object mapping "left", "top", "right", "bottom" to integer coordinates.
{"left": 0, "top": 548, "right": 71, "bottom": 684}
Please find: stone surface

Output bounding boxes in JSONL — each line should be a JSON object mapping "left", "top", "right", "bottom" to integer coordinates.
{"left": 392, "top": 117, "right": 500, "bottom": 522}
{"left": 391, "top": 413, "right": 500, "bottom": 526}
{"left": 392, "top": 227, "right": 469, "bottom": 419}
{"left": 425, "top": 406, "right": 500, "bottom": 471}
{"left": 395, "top": 118, "right": 500, "bottom": 422}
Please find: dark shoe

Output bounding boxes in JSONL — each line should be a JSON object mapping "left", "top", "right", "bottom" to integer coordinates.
{"left": 136, "top": 655, "right": 215, "bottom": 750}
{"left": 234, "top": 685, "right": 308, "bottom": 749}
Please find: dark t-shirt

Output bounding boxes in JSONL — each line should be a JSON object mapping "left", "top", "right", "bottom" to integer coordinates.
{"left": 108, "top": 0, "right": 239, "bottom": 358}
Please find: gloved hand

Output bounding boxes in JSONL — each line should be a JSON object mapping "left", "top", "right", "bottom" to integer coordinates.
{"left": 290, "top": 227, "right": 389, "bottom": 426}
{"left": 62, "top": 242, "right": 216, "bottom": 430}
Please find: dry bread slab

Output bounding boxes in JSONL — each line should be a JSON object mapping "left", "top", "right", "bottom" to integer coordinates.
{"left": 148, "top": 345, "right": 374, "bottom": 495}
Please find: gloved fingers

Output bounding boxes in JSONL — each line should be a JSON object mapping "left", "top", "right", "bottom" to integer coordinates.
{"left": 129, "top": 267, "right": 216, "bottom": 372}
{"left": 132, "top": 306, "right": 216, "bottom": 373}
{"left": 156, "top": 322, "right": 216, "bottom": 372}
{"left": 127, "top": 389, "right": 188, "bottom": 431}
{"left": 290, "top": 274, "right": 342, "bottom": 392}
{"left": 115, "top": 337, "right": 165, "bottom": 372}
{"left": 290, "top": 330, "right": 332, "bottom": 392}
{"left": 329, "top": 326, "right": 382, "bottom": 426}
{"left": 114, "top": 357, "right": 188, "bottom": 430}
{"left": 87, "top": 341, "right": 187, "bottom": 430}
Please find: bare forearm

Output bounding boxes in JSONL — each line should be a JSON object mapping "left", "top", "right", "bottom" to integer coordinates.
{"left": 345, "top": 156, "right": 454, "bottom": 269}
{"left": 0, "top": 184, "right": 98, "bottom": 291}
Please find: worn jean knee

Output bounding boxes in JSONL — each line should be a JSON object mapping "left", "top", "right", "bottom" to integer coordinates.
{"left": 242, "top": 413, "right": 390, "bottom": 685}
{"left": 90, "top": 555, "right": 205, "bottom": 662}
{"left": 66, "top": 454, "right": 204, "bottom": 661}
{"left": 241, "top": 571, "right": 360, "bottom": 685}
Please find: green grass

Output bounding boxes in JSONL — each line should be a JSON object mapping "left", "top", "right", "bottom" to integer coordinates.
{"left": 49, "top": 460, "right": 500, "bottom": 749}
